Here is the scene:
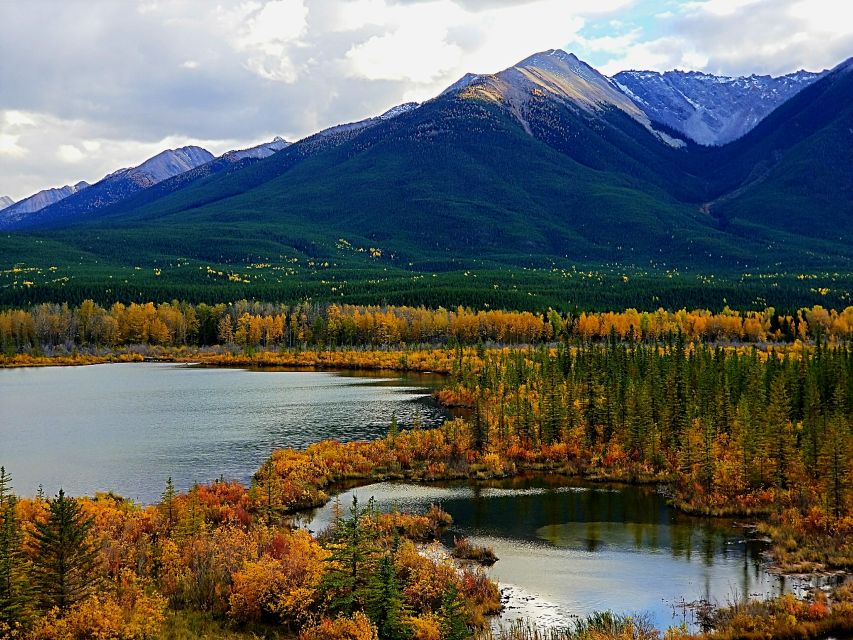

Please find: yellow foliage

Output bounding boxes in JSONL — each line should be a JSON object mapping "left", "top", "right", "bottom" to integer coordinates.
{"left": 298, "top": 612, "right": 378, "bottom": 640}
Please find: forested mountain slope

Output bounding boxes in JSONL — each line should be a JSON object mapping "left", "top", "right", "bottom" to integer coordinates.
{"left": 1, "top": 51, "right": 850, "bottom": 308}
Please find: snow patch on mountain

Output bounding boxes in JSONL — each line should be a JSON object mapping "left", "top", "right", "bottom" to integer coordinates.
{"left": 222, "top": 137, "right": 290, "bottom": 162}
{"left": 612, "top": 68, "right": 826, "bottom": 145}
{"left": 0, "top": 181, "right": 89, "bottom": 223}
{"left": 0, "top": 196, "right": 14, "bottom": 211}
{"left": 316, "top": 102, "right": 420, "bottom": 140}
{"left": 452, "top": 49, "right": 660, "bottom": 139}
{"left": 380, "top": 102, "right": 419, "bottom": 119}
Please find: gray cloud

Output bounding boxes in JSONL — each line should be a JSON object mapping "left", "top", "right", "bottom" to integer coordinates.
{"left": 0, "top": 0, "right": 850, "bottom": 200}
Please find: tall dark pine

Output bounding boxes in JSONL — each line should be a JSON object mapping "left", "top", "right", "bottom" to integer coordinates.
{"left": 161, "top": 476, "right": 177, "bottom": 527}
{"left": 438, "top": 583, "right": 469, "bottom": 640}
{"left": 31, "top": 489, "right": 100, "bottom": 611}
{"left": 366, "top": 545, "right": 411, "bottom": 640}
{"left": 0, "top": 467, "right": 27, "bottom": 625}
{"left": 319, "top": 496, "right": 379, "bottom": 616}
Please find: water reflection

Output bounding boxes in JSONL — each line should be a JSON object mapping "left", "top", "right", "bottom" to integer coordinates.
{"left": 300, "top": 476, "right": 802, "bottom": 630}
{"left": 0, "top": 363, "right": 449, "bottom": 502}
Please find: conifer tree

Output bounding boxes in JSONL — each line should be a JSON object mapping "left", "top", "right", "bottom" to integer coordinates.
{"left": 820, "top": 411, "right": 850, "bottom": 520}
{"left": 766, "top": 376, "right": 796, "bottom": 490}
{"left": 161, "top": 476, "right": 177, "bottom": 527}
{"left": 367, "top": 539, "right": 410, "bottom": 640}
{"left": 30, "top": 489, "right": 99, "bottom": 611}
{"left": 0, "top": 468, "right": 28, "bottom": 626}
{"left": 320, "top": 496, "right": 379, "bottom": 616}
{"left": 438, "top": 583, "right": 468, "bottom": 640}
{"left": 174, "top": 483, "right": 206, "bottom": 540}
{"left": 388, "top": 412, "right": 400, "bottom": 441}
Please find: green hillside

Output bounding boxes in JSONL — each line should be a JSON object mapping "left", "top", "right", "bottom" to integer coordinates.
{"left": 1, "top": 58, "right": 851, "bottom": 310}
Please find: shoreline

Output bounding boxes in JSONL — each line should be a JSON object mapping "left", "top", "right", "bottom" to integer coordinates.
{"left": 3, "top": 352, "right": 846, "bottom": 578}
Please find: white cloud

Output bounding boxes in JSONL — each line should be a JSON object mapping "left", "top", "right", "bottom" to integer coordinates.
{"left": 0, "top": 134, "right": 27, "bottom": 158}
{"left": 688, "top": 0, "right": 762, "bottom": 16}
{"left": 596, "top": 0, "right": 853, "bottom": 75}
{"left": 0, "top": 0, "right": 850, "bottom": 199}
{"left": 57, "top": 144, "right": 85, "bottom": 163}
{"left": 343, "top": 0, "right": 590, "bottom": 99}
{"left": 220, "top": 0, "right": 310, "bottom": 82}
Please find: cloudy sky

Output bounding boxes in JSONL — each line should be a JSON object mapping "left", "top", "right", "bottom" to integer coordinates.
{"left": 1, "top": 0, "right": 851, "bottom": 201}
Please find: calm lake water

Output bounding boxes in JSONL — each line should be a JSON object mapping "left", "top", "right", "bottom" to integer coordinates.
{"left": 0, "top": 363, "right": 447, "bottom": 502}
{"left": 0, "top": 363, "right": 830, "bottom": 630}
{"left": 299, "top": 477, "right": 823, "bottom": 630}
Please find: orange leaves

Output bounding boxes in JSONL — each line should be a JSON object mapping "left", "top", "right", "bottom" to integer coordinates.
{"left": 3, "top": 301, "right": 853, "bottom": 360}
{"left": 229, "top": 529, "right": 329, "bottom": 625}
{"left": 376, "top": 506, "right": 452, "bottom": 542}
{"left": 406, "top": 613, "right": 442, "bottom": 640}
{"left": 298, "top": 612, "right": 378, "bottom": 640}
{"left": 191, "top": 481, "right": 252, "bottom": 527}
{"left": 397, "top": 541, "right": 459, "bottom": 614}
{"left": 29, "top": 587, "right": 166, "bottom": 640}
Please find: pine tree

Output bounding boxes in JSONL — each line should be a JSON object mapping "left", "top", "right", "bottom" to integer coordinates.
{"left": 438, "top": 583, "right": 469, "bottom": 640}
{"left": 472, "top": 392, "right": 487, "bottom": 452}
{"left": 820, "top": 386, "right": 851, "bottom": 520}
{"left": 30, "top": 489, "right": 100, "bottom": 611}
{"left": 174, "top": 484, "right": 206, "bottom": 540}
{"left": 388, "top": 412, "right": 400, "bottom": 441}
{"left": 320, "top": 496, "right": 379, "bottom": 616}
{"left": 0, "top": 468, "right": 28, "bottom": 626}
{"left": 258, "top": 459, "right": 281, "bottom": 527}
{"left": 367, "top": 541, "right": 410, "bottom": 640}
{"left": 161, "top": 476, "right": 177, "bottom": 527}
{"left": 766, "top": 376, "right": 796, "bottom": 490}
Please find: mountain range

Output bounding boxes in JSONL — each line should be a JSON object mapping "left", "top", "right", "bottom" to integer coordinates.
{"left": 0, "top": 138, "right": 291, "bottom": 227}
{"left": 613, "top": 68, "right": 824, "bottom": 145}
{"left": 1, "top": 49, "right": 850, "bottom": 308}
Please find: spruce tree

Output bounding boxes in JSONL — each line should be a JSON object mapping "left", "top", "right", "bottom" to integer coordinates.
{"left": 320, "top": 496, "right": 379, "bottom": 616}
{"left": 0, "top": 468, "right": 28, "bottom": 626}
{"left": 30, "top": 489, "right": 99, "bottom": 611}
{"left": 161, "top": 476, "right": 177, "bottom": 527}
{"left": 174, "top": 484, "right": 206, "bottom": 540}
{"left": 766, "top": 376, "right": 796, "bottom": 490}
{"left": 367, "top": 542, "right": 410, "bottom": 640}
{"left": 438, "top": 583, "right": 469, "bottom": 640}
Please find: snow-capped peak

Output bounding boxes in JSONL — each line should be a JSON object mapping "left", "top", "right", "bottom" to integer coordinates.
{"left": 131, "top": 146, "right": 214, "bottom": 182}
{"left": 611, "top": 67, "right": 827, "bottom": 145}
{"left": 0, "top": 195, "right": 15, "bottom": 211}
{"left": 379, "top": 102, "right": 419, "bottom": 119}
{"left": 834, "top": 56, "right": 853, "bottom": 74}
{"left": 223, "top": 137, "right": 291, "bottom": 162}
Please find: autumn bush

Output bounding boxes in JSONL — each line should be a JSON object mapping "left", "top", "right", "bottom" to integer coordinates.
{"left": 451, "top": 538, "right": 498, "bottom": 566}
{"left": 28, "top": 590, "right": 165, "bottom": 640}
{"left": 228, "top": 529, "right": 328, "bottom": 626}
{"left": 298, "top": 612, "right": 378, "bottom": 640}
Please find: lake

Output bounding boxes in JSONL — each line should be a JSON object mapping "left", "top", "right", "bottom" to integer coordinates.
{"left": 0, "top": 363, "right": 829, "bottom": 630}
{"left": 298, "top": 477, "right": 827, "bottom": 631}
{"left": 0, "top": 362, "right": 447, "bottom": 502}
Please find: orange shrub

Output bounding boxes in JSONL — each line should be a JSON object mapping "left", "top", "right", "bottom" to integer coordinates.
{"left": 298, "top": 612, "right": 378, "bottom": 640}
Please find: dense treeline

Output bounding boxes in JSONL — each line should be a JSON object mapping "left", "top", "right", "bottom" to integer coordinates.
{"left": 3, "top": 264, "right": 850, "bottom": 314}
{"left": 439, "top": 340, "right": 852, "bottom": 526}
{"left": 1, "top": 300, "right": 852, "bottom": 354}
